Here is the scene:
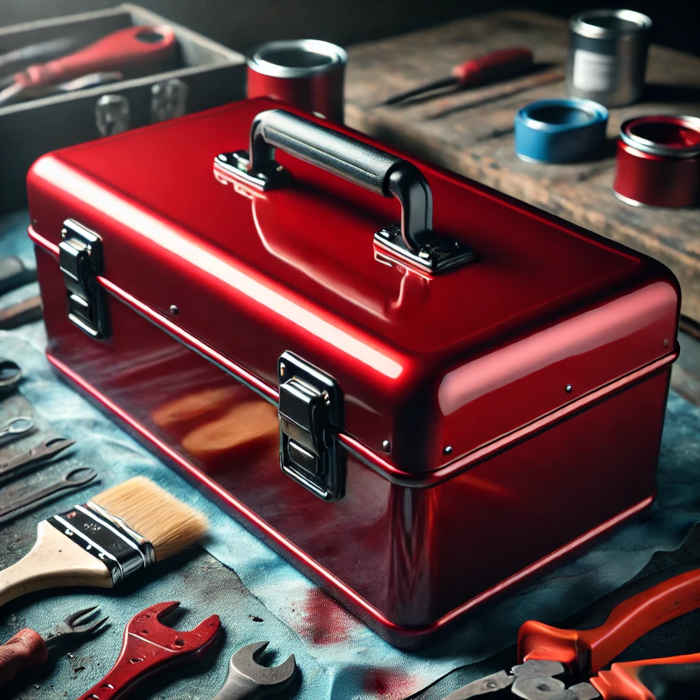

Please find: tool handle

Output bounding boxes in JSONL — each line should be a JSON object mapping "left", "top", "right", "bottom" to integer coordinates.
{"left": 590, "top": 652, "right": 700, "bottom": 700}
{"left": 213, "top": 659, "right": 259, "bottom": 700}
{"left": 0, "top": 468, "right": 97, "bottom": 524}
{"left": 518, "top": 568, "right": 700, "bottom": 676}
{"left": 0, "top": 256, "right": 36, "bottom": 294}
{"left": 75, "top": 639, "right": 168, "bottom": 700}
{"left": 451, "top": 47, "right": 533, "bottom": 85}
{"left": 13, "top": 25, "right": 177, "bottom": 89}
{"left": 0, "top": 295, "right": 43, "bottom": 330}
{"left": 0, "top": 521, "right": 112, "bottom": 609}
{"left": 244, "top": 108, "right": 433, "bottom": 252}
{"left": 0, "top": 628, "right": 48, "bottom": 687}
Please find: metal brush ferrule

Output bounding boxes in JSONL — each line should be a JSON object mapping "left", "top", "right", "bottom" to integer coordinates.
{"left": 47, "top": 503, "right": 154, "bottom": 585}
{"left": 87, "top": 501, "right": 156, "bottom": 566}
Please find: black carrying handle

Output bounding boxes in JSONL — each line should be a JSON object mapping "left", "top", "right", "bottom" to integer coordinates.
{"left": 247, "top": 109, "right": 433, "bottom": 253}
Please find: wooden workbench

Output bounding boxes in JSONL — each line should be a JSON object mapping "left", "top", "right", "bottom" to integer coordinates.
{"left": 345, "top": 10, "right": 700, "bottom": 321}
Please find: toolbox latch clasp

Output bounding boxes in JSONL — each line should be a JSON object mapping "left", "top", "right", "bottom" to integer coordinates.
{"left": 278, "top": 351, "right": 345, "bottom": 501}
{"left": 59, "top": 219, "right": 109, "bottom": 339}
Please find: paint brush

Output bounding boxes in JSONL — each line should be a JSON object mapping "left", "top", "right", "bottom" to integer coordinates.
{"left": 0, "top": 476, "right": 207, "bottom": 607}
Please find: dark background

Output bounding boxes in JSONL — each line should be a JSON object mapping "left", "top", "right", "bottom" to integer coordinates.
{"left": 2, "top": 0, "right": 699, "bottom": 56}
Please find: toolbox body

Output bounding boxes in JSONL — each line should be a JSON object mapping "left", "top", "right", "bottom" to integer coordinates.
{"left": 27, "top": 97, "right": 679, "bottom": 647}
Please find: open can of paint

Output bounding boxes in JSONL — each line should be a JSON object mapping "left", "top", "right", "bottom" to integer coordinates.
{"left": 567, "top": 9, "right": 652, "bottom": 107}
{"left": 247, "top": 39, "right": 347, "bottom": 122}
{"left": 614, "top": 115, "right": 700, "bottom": 207}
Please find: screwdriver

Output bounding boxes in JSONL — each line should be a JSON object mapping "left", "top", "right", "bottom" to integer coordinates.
{"left": 0, "top": 24, "right": 177, "bottom": 106}
{"left": 380, "top": 46, "right": 534, "bottom": 106}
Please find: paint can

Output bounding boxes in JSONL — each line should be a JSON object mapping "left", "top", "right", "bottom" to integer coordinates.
{"left": 614, "top": 115, "right": 700, "bottom": 207}
{"left": 567, "top": 9, "right": 652, "bottom": 107}
{"left": 247, "top": 39, "right": 347, "bottom": 122}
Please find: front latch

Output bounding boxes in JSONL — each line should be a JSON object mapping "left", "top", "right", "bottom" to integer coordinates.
{"left": 59, "top": 219, "right": 109, "bottom": 339}
{"left": 278, "top": 351, "right": 344, "bottom": 501}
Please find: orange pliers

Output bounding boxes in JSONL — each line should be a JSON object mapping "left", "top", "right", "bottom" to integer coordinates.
{"left": 446, "top": 569, "right": 700, "bottom": 699}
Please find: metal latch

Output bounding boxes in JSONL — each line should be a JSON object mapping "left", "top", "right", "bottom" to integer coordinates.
{"left": 278, "top": 351, "right": 344, "bottom": 501}
{"left": 59, "top": 219, "right": 109, "bottom": 339}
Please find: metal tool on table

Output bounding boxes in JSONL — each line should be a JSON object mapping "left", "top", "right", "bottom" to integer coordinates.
{"left": 0, "top": 605, "right": 108, "bottom": 687}
{"left": 0, "top": 437, "right": 75, "bottom": 485}
{"left": 0, "top": 256, "right": 36, "bottom": 295}
{"left": 0, "top": 295, "right": 43, "bottom": 329}
{"left": 0, "top": 416, "right": 35, "bottom": 447}
{"left": 22, "top": 70, "right": 124, "bottom": 99}
{"left": 0, "top": 466, "right": 98, "bottom": 525}
{"left": 380, "top": 47, "right": 534, "bottom": 106}
{"left": 0, "top": 36, "right": 79, "bottom": 75}
{"left": 0, "top": 358, "right": 22, "bottom": 399}
{"left": 213, "top": 641, "right": 297, "bottom": 699}
{"left": 75, "top": 601, "right": 221, "bottom": 700}
{"left": 440, "top": 568, "right": 700, "bottom": 699}
{"left": 0, "top": 24, "right": 177, "bottom": 106}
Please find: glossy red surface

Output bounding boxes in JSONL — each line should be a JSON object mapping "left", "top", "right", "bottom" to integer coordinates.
{"left": 27, "top": 98, "right": 680, "bottom": 647}
{"left": 247, "top": 64, "right": 344, "bottom": 121}
{"left": 26, "top": 98, "right": 679, "bottom": 473}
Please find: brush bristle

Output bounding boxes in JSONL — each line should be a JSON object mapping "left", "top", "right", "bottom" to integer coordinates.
{"left": 91, "top": 476, "right": 207, "bottom": 561}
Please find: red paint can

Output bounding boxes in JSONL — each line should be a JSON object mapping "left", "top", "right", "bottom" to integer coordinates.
{"left": 614, "top": 115, "right": 700, "bottom": 207}
{"left": 246, "top": 39, "right": 347, "bottom": 122}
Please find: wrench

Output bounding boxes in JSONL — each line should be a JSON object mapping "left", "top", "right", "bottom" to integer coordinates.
{"left": 76, "top": 601, "right": 221, "bottom": 699}
{"left": 213, "top": 641, "right": 297, "bottom": 699}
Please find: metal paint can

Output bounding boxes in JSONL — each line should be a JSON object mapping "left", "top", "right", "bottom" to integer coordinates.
{"left": 567, "top": 9, "right": 652, "bottom": 107}
{"left": 514, "top": 98, "right": 608, "bottom": 163}
{"left": 247, "top": 39, "right": 347, "bottom": 122}
{"left": 614, "top": 115, "right": 700, "bottom": 207}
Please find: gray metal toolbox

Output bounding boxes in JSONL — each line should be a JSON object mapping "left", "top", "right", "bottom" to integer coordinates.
{"left": 0, "top": 3, "right": 246, "bottom": 213}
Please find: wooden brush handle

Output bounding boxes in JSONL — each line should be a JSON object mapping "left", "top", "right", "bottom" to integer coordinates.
{"left": 0, "top": 521, "right": 112, "bottom": 608}
{"left": 0, "top": 628, "right": 47, "bottom": 686}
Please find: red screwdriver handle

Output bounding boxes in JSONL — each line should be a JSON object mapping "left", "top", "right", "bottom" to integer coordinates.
{"left": 76, "top": 602, "right": 220, "bottom": 700}
{"left": 13, "top": 25, "right": 177, "bottom": 90}
{"left": 451, "top": 47, "right": 533, "bottom": 85}
{"left": 0, "top": 628, "right": 48, "bottom": 687}
{"left": 518, "top": 568, "right": 700, "bottom": 677}
{"left": 590, "top": 652, "right": 700, "bottom": 700}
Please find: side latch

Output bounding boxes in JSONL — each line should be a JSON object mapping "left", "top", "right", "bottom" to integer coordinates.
{"left": 59, "top": 219, "right": 109, "bottom": 339}
{"left": 278, "top": 351, "right": 344, "bottom": 501}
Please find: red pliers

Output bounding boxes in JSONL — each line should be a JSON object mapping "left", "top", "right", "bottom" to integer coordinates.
{"left": 445, "top": 569, "right": 700, "bottom": 698}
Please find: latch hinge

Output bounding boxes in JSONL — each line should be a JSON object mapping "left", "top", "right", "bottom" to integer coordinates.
{"left": 59, "top": 219, "right": 109, "bottom": 339}
{"left": 278, "top": 351, "right": 344, "bottom": 501}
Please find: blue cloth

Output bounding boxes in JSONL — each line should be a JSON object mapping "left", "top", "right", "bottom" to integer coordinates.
{"left": 1, "top": 211, "right": 699, "bottom": 699}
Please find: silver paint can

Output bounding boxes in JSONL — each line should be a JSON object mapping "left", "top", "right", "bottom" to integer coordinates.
{"left": 566, "top": 9, "right": 652, "bottom": 107}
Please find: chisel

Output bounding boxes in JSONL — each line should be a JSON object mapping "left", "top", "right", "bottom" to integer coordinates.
{"left": 380, "top": 47, "right": 534, "bottom": 106}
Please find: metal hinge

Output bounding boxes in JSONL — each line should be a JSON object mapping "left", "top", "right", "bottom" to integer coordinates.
{"left": 278, "top": 351, "right": 345, "bottom": 501}
{"left": 59, "top": 219, "right": 109, "bottom": 339}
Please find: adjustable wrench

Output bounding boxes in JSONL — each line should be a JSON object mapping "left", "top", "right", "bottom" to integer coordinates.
{"left": 76, "top": 601, "right": 220, "bottom": 699}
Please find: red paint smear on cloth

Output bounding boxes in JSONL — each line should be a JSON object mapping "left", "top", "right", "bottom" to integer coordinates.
{"left": 295, "top": 588, "right": 356, "bottom": 645}
{"left": 363, "top": 668, "right": 423, "bottom": 698}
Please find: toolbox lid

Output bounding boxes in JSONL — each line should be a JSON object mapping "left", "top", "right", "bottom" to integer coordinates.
{"left": 27, "top": 98, "right": 679, "bottom": 477}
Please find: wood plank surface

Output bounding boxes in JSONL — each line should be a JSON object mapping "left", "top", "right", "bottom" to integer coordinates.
{"left": 345, "top": 10, "right": 700, "bottom": 320}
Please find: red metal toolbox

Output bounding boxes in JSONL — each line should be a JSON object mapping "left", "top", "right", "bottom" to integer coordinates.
{"left": 27, "top": 97, "right": 679, "bottom": 648}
